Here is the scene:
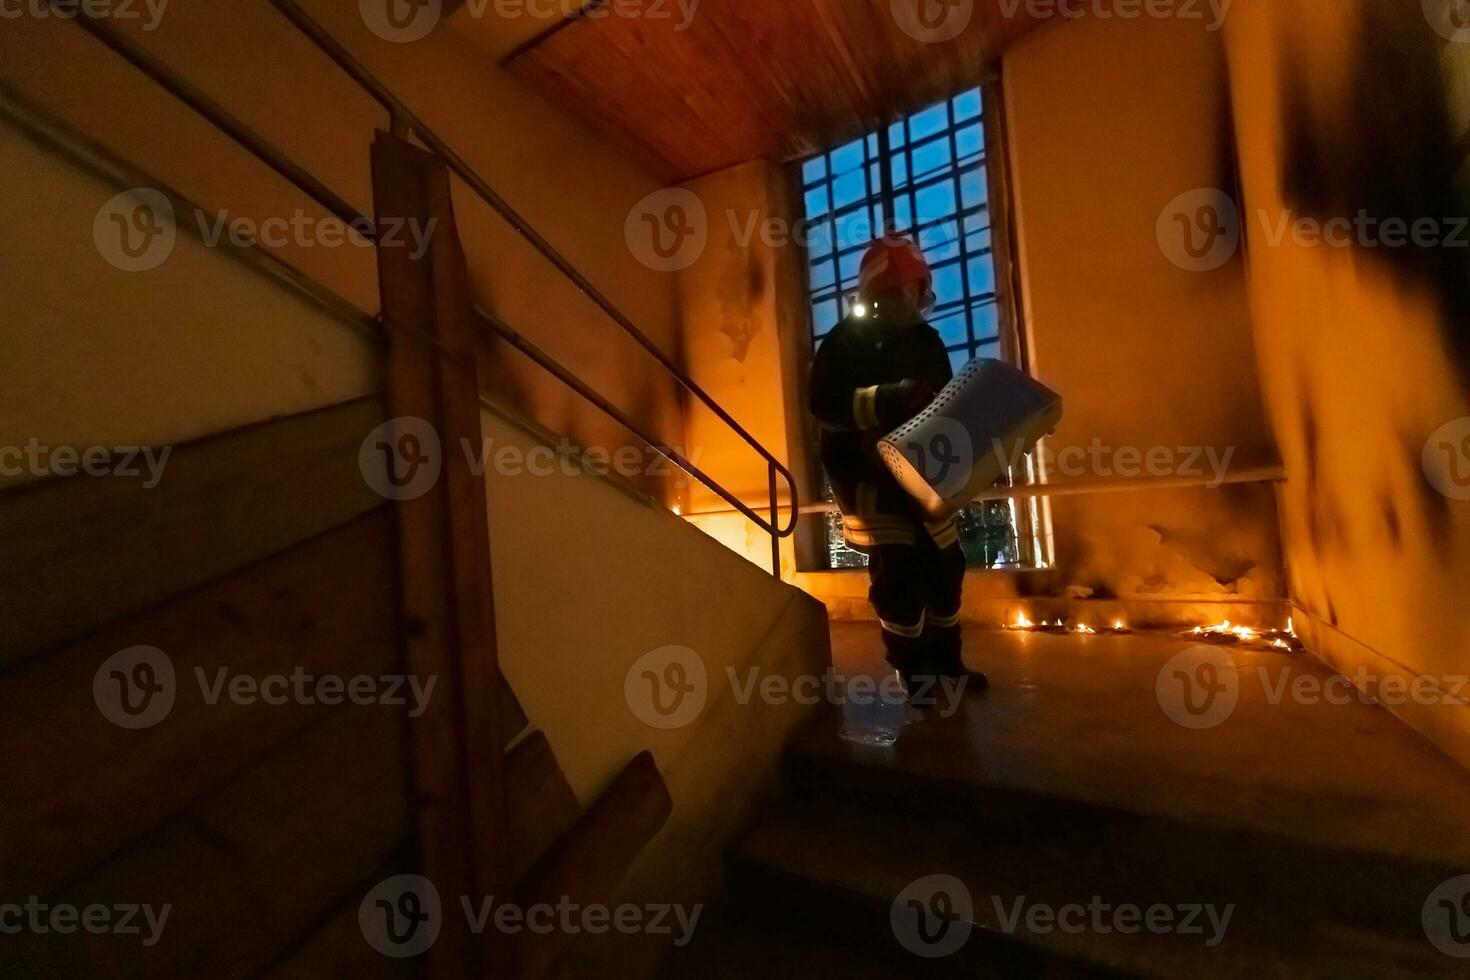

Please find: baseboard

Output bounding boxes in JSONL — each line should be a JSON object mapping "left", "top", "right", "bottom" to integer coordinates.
{"left": 807, "top": 578, "right": 1289, "bottom": 632}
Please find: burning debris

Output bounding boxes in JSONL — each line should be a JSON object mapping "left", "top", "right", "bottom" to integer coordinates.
{"left": 1184, "top": 619, "right": 1302, "bottom": 653}
{"left": 1007, "top": 614, "right": 1131, "bottom": 636}
{"left": 1003, "top": 614, "right": 1301, "bottom": 651}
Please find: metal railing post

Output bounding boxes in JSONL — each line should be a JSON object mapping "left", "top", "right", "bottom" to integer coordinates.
{"left": 768, "top": 464, "right": 780, "bottom": 578}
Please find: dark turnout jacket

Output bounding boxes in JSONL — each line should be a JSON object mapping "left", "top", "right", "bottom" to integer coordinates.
{"left": 809, "top": 313, "right": 957, "bottom": 550}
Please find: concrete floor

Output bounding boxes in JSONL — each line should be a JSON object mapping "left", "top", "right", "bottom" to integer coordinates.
{"left": 815, "top": 622, "right": 1470, "bottom": 869}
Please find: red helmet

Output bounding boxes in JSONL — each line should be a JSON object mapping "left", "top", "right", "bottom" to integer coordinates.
{"left": 857, "top": 236, "right": 932, "bottom": 302}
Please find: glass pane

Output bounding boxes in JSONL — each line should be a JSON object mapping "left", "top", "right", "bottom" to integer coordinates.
{"left": 960, "top": 500, "right": 1019, "bottom": 567}
{"left": 972, "top": 301, "right": 1000, "bottom": 342}
{"left": 963, "top": 218, "right": 992, "bottom": 255}
{"left": 914, "top": 181, "right": 957, "bottom": 225}
{"left": 804, "top": 184, "right": 831, "bottom": 219}
{"left": 956, "top": 123, "right": 983, "bottom": 162}
{"left": 931, "top": 262, "right": 965, "bottom": 309}
{"left": 966, "top": 256, "right": 995, "bottom": 296}
{"left": 961, "top": 166, "right": 988, "bottom": 209}
{"left": 831, "top": 169, "right": 867, "bottom": 210}
{"left": 888, "top": 120, "right": 907, "bottom": 147}
{"left": 812, "top": 299, "right": 840, "bottom": 334}
{"left": 802, "top": 155, "right": 828, "bottom": 185}
{"left": 953, "top": 88, "right": 983, "bottom": 122}
{"left": 963, "top": 210, "right": 990, "bottom": 235}
{"left": 810, "top": 257, "right": 837, "bottom": 291}
{"left": 835, "top": 208, "right": 875, "bottom": 250}
{"left": 830, "top": 137, "right": 866, "bottom": 176}
{"left": 919, "top": 222, "right": 961, "bottom": 262}
{"left": 932, "top": 311, "right": 969, "bottom": 348}
{"left": 909, "top": 102, "right": 949, "bottom": 141}
{"left": 948, "top": 348, "right": 971, "bottom": 375}
{"left": 806, "top": 218, "right": 836, "bottom": 258}
{"left": 910, "top": 136, "right": 952, "bottom": 181}
{"left": 825, "top": 506, "right": 868, "bottom": 568}
{"left": 837, "top": 249, "right": 864, "bottom": 288}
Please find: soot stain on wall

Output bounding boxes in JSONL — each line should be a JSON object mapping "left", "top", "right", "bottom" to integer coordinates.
{"left": 717, "top": 248, "right": 765, "bottom": 363}
{"left": 1216, "top": 48, "right": 1245, "bottom": 240}
{"left": 1278, "top": 3, "right": 1470, "bottom": 386}
{"left": 1147, "top": 522, "right": 1257, "bottom": 589}
{"left": 1382, "top": 495, "right": 1403, "bottom": 549}
{"left": 1404, "top": 427, "right": 1457, "bottom": 552}
{"left": 1298, "top": 386, "right": 1324, "bottom": 558}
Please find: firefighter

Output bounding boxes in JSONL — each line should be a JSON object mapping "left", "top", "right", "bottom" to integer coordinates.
{"left": 809, "top": 236, "right": 988, "bottom": 695}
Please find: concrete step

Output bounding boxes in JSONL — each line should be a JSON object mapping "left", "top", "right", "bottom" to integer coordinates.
{"left": 780, "top": 729, "right": 1460, "bottom": 947}
{"left": 728, "top": 788, "right": 1454, "bottom": 978}
{"left": 659, "top": 887, "right": 1127, "bottom": 980}
{"left": 660, "top": 626, "right": 1470, "bottom": 978}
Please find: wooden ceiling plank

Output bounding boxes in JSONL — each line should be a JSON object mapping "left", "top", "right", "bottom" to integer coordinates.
{"left": 505, "top": 0, "right": 1055, "bottom": 180}
{"left": 498, "top": 0, "right": 606, "bottom": 66}
{"left": 519, "top": 12, "right": 755, "bottom": 175}
{"left": 702, "top": 1, "right": 829, "bottom": 164}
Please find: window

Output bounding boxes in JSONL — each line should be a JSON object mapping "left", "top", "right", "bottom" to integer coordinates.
{"left": 800, "top": 85, "right": 1049, "bottom": 570}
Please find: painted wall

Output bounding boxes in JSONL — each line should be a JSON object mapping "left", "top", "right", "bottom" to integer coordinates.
{"left": 0, "top": 109, "right": 378, "bottom": 489}
{"left": 673, "top": 160, "right": 821, "bottom": 576}
{"left": 0, "top": 0, "right": 683, "bottom": 481}
{"left": 1221, "top": 0, "right": 1470, "bottom": 764}
{"left": 1002, "top": 13, "right": 1286, "bottom": 618}
{"left": 482, "top": 403, "right": 831, "bottom": 978}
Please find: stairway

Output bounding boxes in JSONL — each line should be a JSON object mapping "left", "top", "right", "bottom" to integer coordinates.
{"left": 659, "top": 623, "right": 1470, "bottom": 978}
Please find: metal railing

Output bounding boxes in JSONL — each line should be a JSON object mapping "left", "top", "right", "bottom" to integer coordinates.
{"left": 60, "top": 0, "right": 799, "bottom": 575}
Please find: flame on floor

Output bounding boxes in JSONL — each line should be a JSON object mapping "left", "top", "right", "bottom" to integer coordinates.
{"left": 1185, "top": 619, "right": 1302, "bottom": 652}
{"left": 1190, "top": 620, "right": 1258, "bottom": 642}
{"left": 1007, "top": 614, "right": 1128, "bottom": 635}
{"left": 1001, "top": 614, "right": 1298, "bottom": 651}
